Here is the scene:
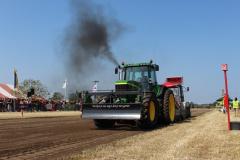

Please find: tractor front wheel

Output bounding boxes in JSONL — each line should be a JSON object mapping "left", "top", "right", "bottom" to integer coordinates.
{"left": 137, "top": 94, "right": 159, "bottom": 129}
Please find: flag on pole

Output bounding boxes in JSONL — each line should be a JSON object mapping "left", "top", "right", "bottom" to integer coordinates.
{"left": 62, "top": 80, "right": 67, "bottom": 89}
{"left": 14, "top": 69, "right": 19, "bottom": 89}
{"left": 92, "top": 83, "right": 97, "bottom": 92}
{"left": 62, "top": 79, "right": 68, "bottom": 101}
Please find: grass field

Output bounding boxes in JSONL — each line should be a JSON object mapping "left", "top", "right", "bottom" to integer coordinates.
{"left": 71, "top": 110, "right": 240, "bottom": 160}
{"left": 0, "top": 111, "right": 81, "bottom": 119}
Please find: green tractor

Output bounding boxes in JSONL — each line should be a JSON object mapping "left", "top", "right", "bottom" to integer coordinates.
{"left": 81, "top": 61, "right": 190, "bottom": 129}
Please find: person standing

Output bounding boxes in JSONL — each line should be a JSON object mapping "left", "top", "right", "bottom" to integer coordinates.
{"left": 232, "top": 97, "right": 239, "bottom": 117}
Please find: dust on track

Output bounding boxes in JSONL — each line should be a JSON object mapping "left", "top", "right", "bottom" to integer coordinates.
{"left": 0, "top": 108, "right": 210, "bottom": 160}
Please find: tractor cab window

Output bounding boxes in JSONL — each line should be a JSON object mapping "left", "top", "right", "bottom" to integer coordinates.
{"left": 124, "top": 66, "right": 149, "bottom": 82}
{"left": 123, "top": 66, "right": 157, "bottom": 84}
{"left": 150, "top": 69, "right": 157, "bottom": 84}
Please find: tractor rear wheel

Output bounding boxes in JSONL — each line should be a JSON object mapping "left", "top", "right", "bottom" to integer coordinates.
{"left": 137, "top": 94, "right": 159, "bottom": 129}
{"left": 186, "top": 106, "right": 191, "bottom": 118}
{"left": 163, "top": 89, "right": 176, "bottom": 124}
{"left": 94, "top": 119, "right": 115, "bottom": 129}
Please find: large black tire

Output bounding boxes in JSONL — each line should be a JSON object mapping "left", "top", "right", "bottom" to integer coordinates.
{"left": 186, "top": 106, "right": 191, "bottom": 118}
{"left": 157, "top": 98, "right": 165, "bottom": 124}
{"left": 183, "top": 102, "right": 191, "bottom": 119}
{"left": 94, "top": 119, "right": 115, "bottom": 129}
{"left": 163, "top": 89, "right": 176, "bottom": 124}
{"left": 180, "top": 107, "right": 186, "bottom": 121}
{"left": 137, "top": 94, "right": 159, "bottom": 129}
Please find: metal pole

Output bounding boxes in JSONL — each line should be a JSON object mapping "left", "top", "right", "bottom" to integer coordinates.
{"left": 13, "top": 99, "right": 16, "bottom": 112}
{"left": 92, "top": 81, "right": 99, "bottom": 102}
{"left": 65, "top": 82, "right": 67, "bottom": 101}
{"left": 223, "top": 70, "right": 231, "bottom": 130}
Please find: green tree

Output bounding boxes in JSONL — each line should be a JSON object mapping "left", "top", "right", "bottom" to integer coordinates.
{"left": 51, "top": 92, "right": 64, "bottom": 101}
{"left": 19, "top": 79, "right": 49, "bottom": 98}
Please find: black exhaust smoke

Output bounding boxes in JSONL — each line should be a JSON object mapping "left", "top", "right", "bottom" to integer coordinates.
{"left": 62, "top": 0, "right": 123, "bottom": 90}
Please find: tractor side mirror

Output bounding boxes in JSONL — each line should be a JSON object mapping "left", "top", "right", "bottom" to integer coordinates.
{"left": 115, "top": 67, "right": 118, "bottom": 74}
{"left": 155, "top": 65, "right": 159, "bottom": 71}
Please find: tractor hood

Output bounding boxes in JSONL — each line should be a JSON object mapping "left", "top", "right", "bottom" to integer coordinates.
{"left": 115, "top": 80, "right": 140, "bottom": 91}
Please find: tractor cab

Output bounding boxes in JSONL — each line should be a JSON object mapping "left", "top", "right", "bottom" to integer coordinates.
{"left": 115, "top": 62, "right": 159, "bottom": 91}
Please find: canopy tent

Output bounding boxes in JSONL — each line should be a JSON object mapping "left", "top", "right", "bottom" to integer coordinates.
{"left": 0, "top": 83, "right": 14, "bottom": 94}
{"left": 2, "top": 83, "right": 26, "bottom": 99}
{"left": 0, "top": 83, "right": 28, "bottom": 100}
{"left": 0, "top": 93, "right": 7, "bottom": 99}
{"left": 0, "top": 84, "right": 16, "bottom": 99}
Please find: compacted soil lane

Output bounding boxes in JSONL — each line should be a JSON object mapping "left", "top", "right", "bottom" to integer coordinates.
{"left": 0, "top": 109, "right": 210, "bottom": 160}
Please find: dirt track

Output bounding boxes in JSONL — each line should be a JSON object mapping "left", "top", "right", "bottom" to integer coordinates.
{"left": 0, "top": 109, "right": 210, "bottom": 160}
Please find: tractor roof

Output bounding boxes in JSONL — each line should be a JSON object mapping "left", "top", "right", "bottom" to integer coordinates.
{"left": 123, "top": 62, "right": 155, "bottom": 68}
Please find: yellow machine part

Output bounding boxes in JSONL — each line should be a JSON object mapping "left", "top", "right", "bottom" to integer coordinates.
{"left": 149, "top": 101, "right": 156, "bottom": 122}
{"left": 169, "top": 94, "right": 175, "bottom": 122}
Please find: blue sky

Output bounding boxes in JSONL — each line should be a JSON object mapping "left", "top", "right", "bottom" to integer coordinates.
{"left": 0, "top": 0, "right": 240, "bottom": 103}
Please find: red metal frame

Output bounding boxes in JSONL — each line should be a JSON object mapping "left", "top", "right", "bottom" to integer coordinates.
{"left": 222, "top": 64, "right": 231, "bottom": 130}
{"left": 163, "top": 77, "right": 183, "bottom": 88}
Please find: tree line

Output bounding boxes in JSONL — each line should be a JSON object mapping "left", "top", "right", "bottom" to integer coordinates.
{"left": 19, "top": 79, "right": 66, "bottom": 101}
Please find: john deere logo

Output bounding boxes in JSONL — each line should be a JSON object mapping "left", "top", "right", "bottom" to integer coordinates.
{"left": 92, "top": 104, "right": 130, "bottom": 108}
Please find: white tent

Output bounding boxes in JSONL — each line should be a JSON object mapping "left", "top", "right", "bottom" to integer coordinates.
{"left": 0, "top": 83, "right": 17, "bottom": 99}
